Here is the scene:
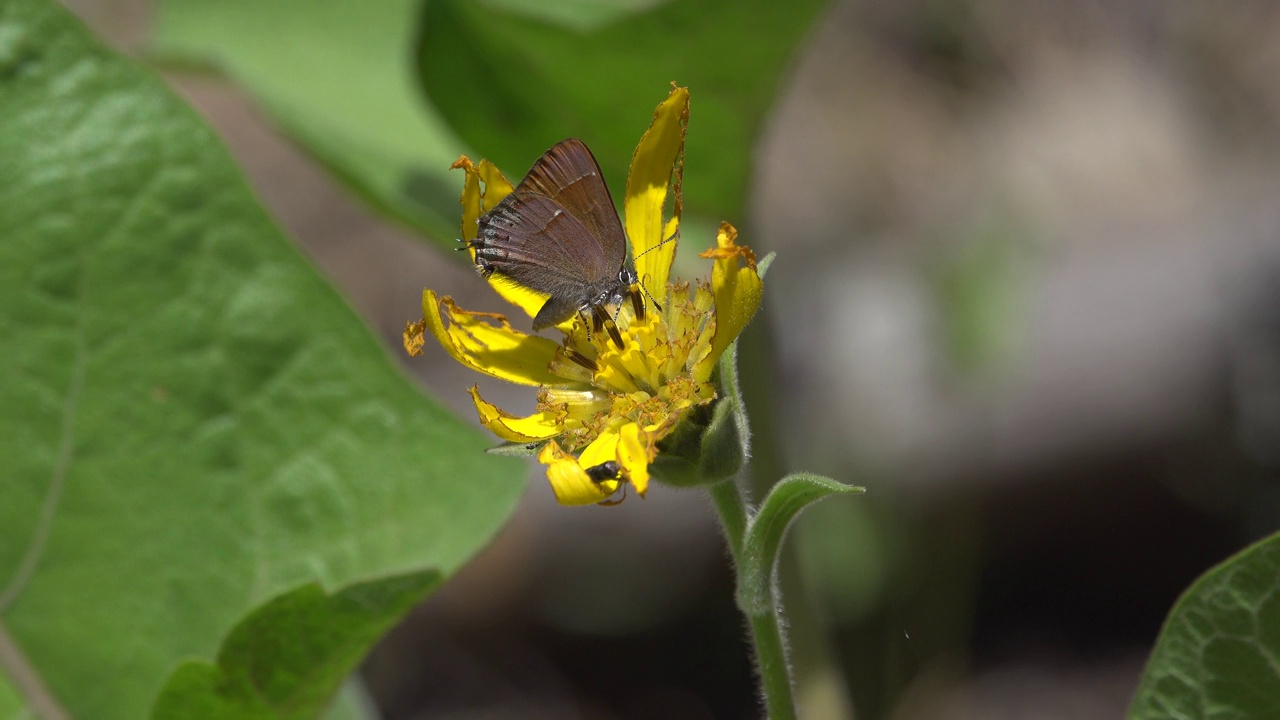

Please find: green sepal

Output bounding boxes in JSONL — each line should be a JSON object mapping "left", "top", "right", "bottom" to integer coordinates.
{"left": 485, "top": 440, "right": 545, "bottom": 457}
{"left": 647, "top": 454, "right": 700, "bottom": 488}
{"left": 648, "top": 341, "right": 750, "bottom": 488}
{"left": 697, "top": 342, "right": 751, "bottom": 483}
{"left": 649, "top": 395, "right": 711, "bottom": 487}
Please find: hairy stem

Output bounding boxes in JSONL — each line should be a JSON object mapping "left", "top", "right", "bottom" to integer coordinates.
{"left": 708, "top": 480, "right": 796, "bottom": 720}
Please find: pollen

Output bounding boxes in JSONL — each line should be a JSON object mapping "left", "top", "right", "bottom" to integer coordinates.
{"left": 535, "top": 282, "right": 718, "bottom": 454}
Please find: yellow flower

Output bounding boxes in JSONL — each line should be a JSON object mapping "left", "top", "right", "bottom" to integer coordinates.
{"left": 404, "top": 86, "right": 763, "bottom": 506}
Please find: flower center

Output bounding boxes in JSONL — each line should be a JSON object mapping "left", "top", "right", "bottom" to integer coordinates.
{"left": 538, "top": 282, "right": 718, "bottom": 453}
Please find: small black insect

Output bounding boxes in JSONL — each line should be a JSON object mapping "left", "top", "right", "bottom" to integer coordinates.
{"left": 469, "top": 139, "right": 639, "bottom": 332}
{"left": 585, "top": 460, "right": 622, "bottom": 484}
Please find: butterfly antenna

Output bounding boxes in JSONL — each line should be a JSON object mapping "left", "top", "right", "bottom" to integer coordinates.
{"left": 633, "top": 227, "right": 679, "bottom": 260}
{"left": 630, "top": 228, "right": 675, "bottom": 315}
{"left": 637, "top": 275, "right": 664, "bottom": 313}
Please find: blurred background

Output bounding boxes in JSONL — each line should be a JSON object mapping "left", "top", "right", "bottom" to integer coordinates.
{"left": 66, "top": 0, "right": 1280, "bottom": 718}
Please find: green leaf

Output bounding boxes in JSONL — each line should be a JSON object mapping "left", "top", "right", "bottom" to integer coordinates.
{"left": 757, "top": 251, "right": 776, "bottom": 279}
{"left": 417, "top": 0, "right": 832, "bottom": 220}
{"left": 1129, "top": 532, "right": 1280, "bottom": 720}
{"left": 479, "top": 0, "right": 664, "bottom": 33}
{"left": 739, "top": 474, "right": 864, "bottom": 615}
{"left": 149, "top": 0, "right": 467, "bottom": 243}
{"left": 0, "top": 2, "right": 524, "bottom": 718}
{"left": 485, "top": 440, "right": 544, "bottom": 457}
{"left": 153, "top": 571, "right": 439, "bottom": 719}
{"left": 0, "top": 672, "right": 25, "bottom": 717}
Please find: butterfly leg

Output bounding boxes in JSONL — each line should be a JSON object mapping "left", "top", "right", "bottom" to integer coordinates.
{"left": 629, "top": 286, "right": 647, "bottom": 321}
{"left": 592, "top": 305, "right": 625, "bottom": 349}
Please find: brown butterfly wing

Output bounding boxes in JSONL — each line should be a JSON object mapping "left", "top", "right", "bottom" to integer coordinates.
{"left": 514, "top": 138, "right": 630, "bottom": 271}
{"left": 475, "top": 192, "right": 612, "bottom": 296}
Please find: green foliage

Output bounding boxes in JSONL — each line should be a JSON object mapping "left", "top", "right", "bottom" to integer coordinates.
{"left": 417, "top": 0, "right": 832, "bottom": 220}
{"left": 150, "top": 0, "right": 831, "bottom": 242}
{"left": 0, "top": 676, "right": 22, "bottom": 718}
{"left": 153, "top": 572, "right": 439, "bottom": 719}
{"left": 150, "top": 0, "right": 468, "bottom": 243}
{"left": 1129, "top": 532, "right": 1280, "bottom": 720}
{"left": 0, "top": 1, "right": 524, "bottom": 717}
{"left": 740, "top": 474, "right": 864, "bottom": 615}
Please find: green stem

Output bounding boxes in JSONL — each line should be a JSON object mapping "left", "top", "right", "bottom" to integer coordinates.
{"left": 748, "top": 607, "right": 796, "bottom": 720}
{"left": 708, "top": 480, "right": 796, "bottom": 720}
{"left": 709, "top": 479, "right": 747, "bottom": 560}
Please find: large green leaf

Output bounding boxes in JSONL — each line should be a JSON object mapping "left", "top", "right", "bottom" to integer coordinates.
{"left": 417, "top": 0, "right": 833, "bottom": 219}
{"left": 1129, "top": 532, "right": 1280, "bottom": 720}
{"left": 149, "top": 0, "right": 467, "bottom": 244}
{"left": 0, "top": 675, "right": 20, "bottom": 717}
{"left": 153, "top": 572, "right": 439, "bottom": 719}
{"left": 0, "top": 1, "right": 524, "bottom": 718}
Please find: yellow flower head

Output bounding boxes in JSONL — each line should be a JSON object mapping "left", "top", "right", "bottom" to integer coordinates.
{"left": 405, "top": 86, "right": 763, "bottom": 506}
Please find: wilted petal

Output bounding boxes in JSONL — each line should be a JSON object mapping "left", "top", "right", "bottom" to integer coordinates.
{"left": 452, "top": 156, "right": 544, "bottom": 318}
{"left": 453, "top": 156, "right": 515, "bottom": 241}
{"left": 403, "top": 318, "right": 427, "bottom": 357}
{"left": 695, "top": 222, "right": 763, "bottom": 381}
{"left": 469, "top": 386, "right": 562, "bottom": 443}
{"left": 476, "top": 158, "right": 514, "bottom": 210}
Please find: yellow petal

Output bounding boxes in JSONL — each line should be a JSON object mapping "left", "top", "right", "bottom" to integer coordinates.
{"left": 452, "top": 156, "right": 484, "bottom": 244}
{"left": 539, "top": 387, "right": 612, "bottom": 422}
{"left": 469, "top": 386, "right": 562, "bottom": 443}
{"left": 578, "top": 428, "right": 622, "bottom": 469}
{"left": 452, "top": 156, "right": 545, "bottom": 318}
{"left": 485, "top": 275, "right": 552, "bottom": 322}
{"left": 422, "top": 289, "right": 565, "bottom": 386}
{"left": 453, "top": 156, "right": 516, "bottom": 241}
{"left": 616, "top": 422, "right": 657, "bottom": 498}
{"left": 694, "top": 222, "right": 763, "bottom": 381}
{"left": 540, "top": 436, "right": 622, "bottom": 506}
{"left": 536, "top": 423, "right": 660, "bottom": 506}
{"left": 477, "top": 159, "right": 514, "bottom": 210}
{"left": 626, "top": 86, "right": 689, "bottom": 302}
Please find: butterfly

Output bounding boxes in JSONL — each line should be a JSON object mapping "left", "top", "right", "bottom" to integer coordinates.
{"left": 469, "top": 139, "right": 640, "bottom": 335}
